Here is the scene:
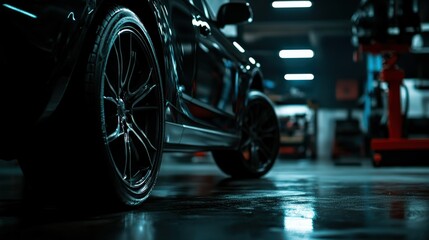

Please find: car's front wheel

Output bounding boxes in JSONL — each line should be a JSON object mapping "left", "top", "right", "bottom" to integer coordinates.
{"left": 212, "top": 91, "right": 280, "bottom": 178}
{"left": 18, "top": 7, "right": 164, "bottom": 208}
{"left": 85, "top": 7, "right": 165, "bottom": 206}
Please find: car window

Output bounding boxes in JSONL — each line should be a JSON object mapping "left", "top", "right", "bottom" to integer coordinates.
{"left": 189, "top": 0, "right": 204, "bottom": 12}
{"left": 188, "top": 0, "right": 207, "bottom": 17}
{"left": 200, "top": 0, "right": 217, "bottom": 20}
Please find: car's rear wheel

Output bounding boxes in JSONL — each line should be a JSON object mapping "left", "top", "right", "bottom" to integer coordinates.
{"left": 18, "top": 7, "right": 164, "bottom": 208}
{"left": 212, "top": 91, "right": 280, "bottom": 178}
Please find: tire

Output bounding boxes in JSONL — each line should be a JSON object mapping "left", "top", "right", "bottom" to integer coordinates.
{"left": 18, "top": 7, "right": 164, "bottom": 208}
{"left": 212, "top": 91, "right": 280, "bottom": 178}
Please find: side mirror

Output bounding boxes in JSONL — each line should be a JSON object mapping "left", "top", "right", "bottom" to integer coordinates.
{"left": 217, "top": 2, "right": 253, "bottom": 28}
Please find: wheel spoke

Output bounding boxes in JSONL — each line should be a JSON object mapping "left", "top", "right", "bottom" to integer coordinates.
{"left": 240, "top": 137, "right": 252, "bottom": 151}
{"left": 127, "top": 120, "right": 155, "bottom": 167}
{"left": 122, "top": 130, "right": 132, "bottom": 182}
{"left": 123, "top": 36, "right": 137, "bottom": 91}
{"left": 250, "top": 142, "right": 261, "bottom": 168}
{"left": 112, "top": 37, "right": 124, "bottom": 95}
{"left": 129, "top": 116, "right": 157, "bottom": 151}
{"left": 106, "top": 118, "right": 124, "bottom": 143}
{"left": 257, "top": 125, "right": 277, "bottom": 139}
{"left": 255, "top": 138, "right": 273, "bottom": 160}
{"left": 103, "top": 94, "right": 124, "bottom": 143}
{"left": 129, "top": 72, "right": 155, "bottom": 108}
{"left": 104, "top": 73, "right": 119, "bottom": 99}
{"left": 104, "top": 95, "right": 117, "bottom": 105}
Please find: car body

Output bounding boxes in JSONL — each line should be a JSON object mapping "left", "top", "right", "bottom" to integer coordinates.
{"left": 0, "top": 0, "right": 280, "bottom": 207}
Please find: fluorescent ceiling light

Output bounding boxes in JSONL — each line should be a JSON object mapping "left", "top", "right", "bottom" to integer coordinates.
{"left": 279, "top": 49, "right": 314, "bottom": 58}
{"left": 272, "top": 1, "right": 312, "bottom": 8}
{"left": 421, "top": 23, "right": 429, "bottom": 32}
{"left": 284, "top": 74, "right": 314, "bottom": 80}
{"left": 233, "top": 41, "right": 245, "bottom": 53}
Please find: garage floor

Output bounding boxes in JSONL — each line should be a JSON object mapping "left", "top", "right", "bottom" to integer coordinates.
{"left": 1, "top": 154, "right": 429, "bottom": 240}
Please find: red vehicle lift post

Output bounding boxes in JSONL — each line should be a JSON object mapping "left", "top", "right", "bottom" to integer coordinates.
{"left": 360, "top": 43, "right": 429, "bottom": 166}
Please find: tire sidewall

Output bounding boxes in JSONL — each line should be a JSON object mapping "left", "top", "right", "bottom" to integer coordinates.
{"left": 86, "top": 7, "right": 164, "bottom": 205}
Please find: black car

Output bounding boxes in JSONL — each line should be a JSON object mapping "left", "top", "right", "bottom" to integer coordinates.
{"left": 0, "top": 0, "right": 280, "bottom": 207}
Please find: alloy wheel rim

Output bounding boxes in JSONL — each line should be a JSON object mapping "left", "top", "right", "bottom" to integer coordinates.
{"left": 101, "top": 27, "right": 161, "bottom": 189}
{"left": 241, "top": 99, "right": 279, "bottom": 172}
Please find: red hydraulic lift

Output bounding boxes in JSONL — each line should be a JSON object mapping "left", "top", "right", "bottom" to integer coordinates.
{"left": 360, "top": 43, "right": 429, "bottom": 166}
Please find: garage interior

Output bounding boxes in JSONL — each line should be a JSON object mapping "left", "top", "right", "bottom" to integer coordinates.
{"left": 1, "top": 0, "right": 429, "bottom": 239}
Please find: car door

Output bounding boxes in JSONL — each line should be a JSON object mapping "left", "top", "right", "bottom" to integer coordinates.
{"left": 170, "top": 1, "right": 198, "bottom": 97}
{"left": 185, "top": 0, "right": 239, "bottom": 131}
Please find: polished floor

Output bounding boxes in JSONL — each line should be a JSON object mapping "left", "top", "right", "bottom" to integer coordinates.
{"left": 1, "top": 153, "right": 429, "bottom": 240}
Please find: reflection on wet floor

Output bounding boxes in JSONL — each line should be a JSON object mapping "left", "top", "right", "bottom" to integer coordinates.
{"left": 1, "top": 154, "right": 429, "bottom": 240}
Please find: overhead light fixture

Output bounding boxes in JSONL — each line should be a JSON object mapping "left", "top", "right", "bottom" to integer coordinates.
{"left": 272, "top": 1, "right": 312, "bottom": 8}
{"left": 421, "top": 23, "right": 429, "bottom": 32}
{"left": 279, "top": 49, "right": 314, "bottom": 58}
{"left": 284, "top": 74, "right": 314, "bottom": 80}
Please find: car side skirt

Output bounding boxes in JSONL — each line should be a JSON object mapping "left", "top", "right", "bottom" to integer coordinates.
{"left": 164, "top": 122, "right": 240, "bottom": 152}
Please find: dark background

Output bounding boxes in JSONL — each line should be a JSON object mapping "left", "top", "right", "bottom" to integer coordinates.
{"left": 230, "top": 0, "right": 429, "bottom": 109}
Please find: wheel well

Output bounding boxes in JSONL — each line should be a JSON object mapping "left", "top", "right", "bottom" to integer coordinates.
{"left": 91, "top": 0, "right": 166, "bottom": 87}
{"left": 128, "top": 2, "right": 166, "bottom": 98}
{"left": 249, "top": 72, "right": 264, "bottom": 92}
{"left": 42, "top": 1, "right": 166, "bottom": 126}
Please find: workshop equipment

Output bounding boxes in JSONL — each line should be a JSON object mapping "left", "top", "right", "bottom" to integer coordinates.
{"left": 367, "top": 46, "right": 429, "bottom": 166}
{"left": 352, "top": 0, "right": 429, "bottom": 166}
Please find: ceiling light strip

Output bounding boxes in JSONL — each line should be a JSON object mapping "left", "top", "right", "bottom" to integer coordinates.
{"left": 284, "top": 74, "right": 314, "bottom": 80}
{"left": 279, "top": 49, "right": 314, "bottom": 58}
{"left": 272, "top": 1, "right": 312, "bottom": 8}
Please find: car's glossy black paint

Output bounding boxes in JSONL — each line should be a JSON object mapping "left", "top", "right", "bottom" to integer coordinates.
{"left": 0, "top": 0, "right": 279, "bottom": 207}
{"left": 0, "top": 0, "right": 262, "bottom": 156}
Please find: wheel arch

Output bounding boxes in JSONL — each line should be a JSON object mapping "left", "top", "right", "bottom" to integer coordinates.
{"left": 240, "top": 68, "right": 265, "bottom": 110}
{"left": 249, "top": 69, "right": 265, "bottom": 92}
{"left": 45, "top": 0, "right": 168, "bottom": 120}
{"left": 234, "top": 67, "right": 266, "bottom": 134}
{"left": 84, "top": 0, "right": 167, "bottom": 88}
{"left": 120, "top": 1, "right": 167, "bottom": 87}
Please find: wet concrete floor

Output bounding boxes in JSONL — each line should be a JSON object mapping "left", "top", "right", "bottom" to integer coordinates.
{"left": 1, "top": 154, "right": 429, "bottom": 240}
